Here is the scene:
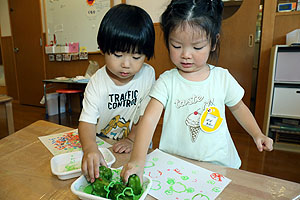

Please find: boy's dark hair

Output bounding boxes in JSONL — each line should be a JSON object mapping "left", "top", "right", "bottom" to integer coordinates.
{"left": 160, "top": 0, "right": 223, "bottom": 60}
{"left": 97, "top": 4, "right": 155, "bottom": 60}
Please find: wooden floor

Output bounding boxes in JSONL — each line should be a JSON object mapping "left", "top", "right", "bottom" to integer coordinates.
{"left": 1, "top": 102, "right": 299, "bottom": 184}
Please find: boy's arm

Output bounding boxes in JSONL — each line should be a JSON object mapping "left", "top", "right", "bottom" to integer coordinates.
{"left": 229, "top": 100, "right": 273, "bottom": 152}
{"left": 121, "top": 98, "right": 164, "bottom": 182}
{"left": 78, "top": 121, "right": 107, "bottom": 183}
{"left": 79, "top": 121, "right": 99, "bottom": 153}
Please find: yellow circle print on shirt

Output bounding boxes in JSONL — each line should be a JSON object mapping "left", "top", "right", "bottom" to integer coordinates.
{"left": 200, "top": 106, "right": 223, "bottom": 133}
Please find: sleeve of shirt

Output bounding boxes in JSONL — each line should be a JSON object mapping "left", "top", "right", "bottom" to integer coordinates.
{"left": 149, "top": 71, "right": 169, "bottom": 107}
{"left": 133, "top": 65, "right": 156, "bottom": 124}
{"left": 79, "top": 72, "right": 101, "bottom": 124}
{"left": 224, "top": 69, "right": 245, "bottom": 107}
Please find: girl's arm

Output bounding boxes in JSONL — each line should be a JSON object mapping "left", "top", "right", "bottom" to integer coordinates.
{"left": 79, "top": 121, "right": 107, "bottom": 183}
{"left": 121, "top": 98, "right": 164, "bottom": 183}
{"left": 229, "top": 100, "right": 273, "bottom": 152}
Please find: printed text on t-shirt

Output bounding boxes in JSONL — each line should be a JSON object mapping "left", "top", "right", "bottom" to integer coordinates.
{"left": 108, "top": 90, "right": 138, "bottom": 109}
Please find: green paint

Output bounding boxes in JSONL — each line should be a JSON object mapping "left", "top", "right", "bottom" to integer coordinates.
{"left": 212, "top": 187, "right": 221, "bottom": 193}
{"left": 167, "top": 161, "right": 174, "bottom": 165}
{"left": 170, "top": 182, "right": 186, "bottom": 193}
{"left": 166, "top": 177, "right": 194, "bottom": 194}
{"left": 150, "top": 180, "right": 162, "bottom": 191}
{"left": 83, "top": 185, "right": 93, "bottom": 194}
{"left": 113, "top": 169, "right": 121, "bottom": 175}
{"left": 192, "top": 193, "right": 210, "bottom": 200}
{"left": 65, "top": 164, "right": 80, "bottom": 171}
{"left": 186, "top": 187, "right": 195, "bottom": 193}
{"left": 111, "top": 169, "right": 122, "bottom": 182}
{"left": 164, "top": 189, "right": 173, "bottom": 195}
{"left": 166, "top": 178, "right": 175, "bottom": 185}
{"left": 115, "top": 187, "right": 135, "bottom": 200}
{"left": 64, "top": 155, "right": 80, "bottom": 171}
{"left": 144, "top": 161, "right": 155, "bottom": 168}
{"left": 207, "top": 180, "right": 215, "bottom": 185}
{"left": 152, "top": 157, "right": 159, "bottom": 162}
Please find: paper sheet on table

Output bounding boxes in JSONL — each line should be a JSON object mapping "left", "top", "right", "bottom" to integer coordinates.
{"left": 144, "top": 149, "right": 231, "bottom": 200}
{"left": 38, "top": 129, "right": 112, "bottom": 155}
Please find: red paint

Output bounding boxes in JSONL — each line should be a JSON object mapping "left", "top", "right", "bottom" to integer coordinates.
{"left": 210, "top": 173, "right": 224, "bottom": 182}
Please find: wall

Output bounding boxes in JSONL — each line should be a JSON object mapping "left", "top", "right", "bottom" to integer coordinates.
{"left": 44, "top": 25, "right": 173, "bottom": 80}
{"left": 0, "top": 0, "right": 11, "bottom": 37}
{"left": 41, "top": 0, "right": 173, "bottom": 80}
{"left": 0, "top": 0, "right": 19, "bottom": 100}
{"left": 127, "top": 0, "right": 171, "bottom": 23}
{"left": 0, "top": 0, "right": 172, "bottom": 101}
{"left": 41, "top": 0, "right": 169, "bottom": 51}
{"left": 1, "top": 0, "right": 270, "bottom": 131}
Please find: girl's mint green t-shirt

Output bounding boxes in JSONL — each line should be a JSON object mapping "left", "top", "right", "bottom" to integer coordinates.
{"left": 150, "top": 65, "right": 244, "bottom": 169}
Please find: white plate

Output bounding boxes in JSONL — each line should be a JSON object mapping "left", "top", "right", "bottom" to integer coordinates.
{"left": 51, "top": 148, "right": 115, "bottom": 180}
{"left": 71, "top": 170, "right": 152, "bottom": 200}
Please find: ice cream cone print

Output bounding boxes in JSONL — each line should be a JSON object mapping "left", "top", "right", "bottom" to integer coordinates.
{"left": 186, "top": 111, "right": 201, "bottom": 142}
{"left": 189, "top": 126, "right": 200, "bottom": 142}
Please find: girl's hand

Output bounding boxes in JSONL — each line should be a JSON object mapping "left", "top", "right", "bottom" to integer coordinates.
{"left": 121, "top": 160, "right": 144, "bottom": 184}
{"left": 253, "top": 134, "right": 274, "bottom": 152}
{"left": 112, "top": 138, "right": 133, "bottom": 153}
{"left": 81, "top": 148, "right": 107, "bottom": 183}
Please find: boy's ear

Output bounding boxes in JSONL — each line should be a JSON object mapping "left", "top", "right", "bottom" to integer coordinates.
{"left": 99, "top": 49, "right": 104, "bottom": 55}
{"left": 211, "top": 33, "right": 220, "bottom": 52}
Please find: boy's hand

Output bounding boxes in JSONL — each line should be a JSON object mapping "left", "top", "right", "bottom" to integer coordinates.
{"left": 81, "top": 148, "right": 107, "bottom": 183}
{"left": 112, "top": 138, "right": 133, "bottom": 153}
{"left": 253, "top": 134, "right": 274, "bottom": 152}
{"left": 120, "top": 161, "right": 144, "bottom": 184}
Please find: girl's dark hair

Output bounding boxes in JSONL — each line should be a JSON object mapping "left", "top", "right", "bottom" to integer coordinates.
{"left": 160, "top": 0, "right": 223, "bottom": 60}
{"left": 98, "top": 4, "right": 155, "bottom": 60}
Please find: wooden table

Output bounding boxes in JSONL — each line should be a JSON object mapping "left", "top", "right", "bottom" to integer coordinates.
{"left": 0, "top": 120, "right": 299, "bottom": 200}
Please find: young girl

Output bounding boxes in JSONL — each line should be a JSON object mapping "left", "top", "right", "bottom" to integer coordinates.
{"left": 79, "top": 4, "right": 155, "bottom": 183}
{"left": 121, "top": 0, "right": 273, "bottom": 182}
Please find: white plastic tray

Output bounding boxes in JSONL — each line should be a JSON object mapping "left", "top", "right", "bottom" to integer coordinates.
{"left": 71, "top": 170, "right": 152, "bottom": 200}
{"left": 51, "top": 148, "right": 115, "bottom": 180}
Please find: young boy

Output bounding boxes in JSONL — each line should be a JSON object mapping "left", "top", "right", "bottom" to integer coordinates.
{"left": 78, "top": 4, "right": 155, "bottom": 183}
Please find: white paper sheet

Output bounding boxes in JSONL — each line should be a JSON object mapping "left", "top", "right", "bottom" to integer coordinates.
{"left": 144, "top": 149, "right": 231, "bottom": 200}
{"left": 38, "top": 129, "right": 112, "bottom": 155}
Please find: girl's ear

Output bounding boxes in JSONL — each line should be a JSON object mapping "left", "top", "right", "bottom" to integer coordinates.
{"left": 211, "top": 33, "right": 220, "bottom": 52}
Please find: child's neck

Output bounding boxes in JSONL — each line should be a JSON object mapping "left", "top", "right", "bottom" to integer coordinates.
{"left": 179, "top": 64, "right": 210, "bottom": 82}
{"left": 111, "top": 77, "right": 133, "bottom": 86}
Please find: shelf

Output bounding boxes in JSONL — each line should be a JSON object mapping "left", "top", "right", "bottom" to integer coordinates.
{"left": 271, "top": 128, "right": 300, "bottom": 152}
{"left": 270, "top": 124, "right": 300, "bottom": 132}
{"left": 270, "top": 115, "right": 300, "bottom": 120}
{"left": 276, "top": 10, "right": 300, "bottom": 16}
{"left": 274, "top": 142, "right": 300, "bottom": 153}
{"left": 274, "top": 81, "right": 300, "bottom": 85}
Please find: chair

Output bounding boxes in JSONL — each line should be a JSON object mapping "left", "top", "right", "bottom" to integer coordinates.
{"left": 0, "top": 95, "right": 15, "bottom": 135}
{"left": 56, "top": 89, "right": 84, "bottom": 125}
